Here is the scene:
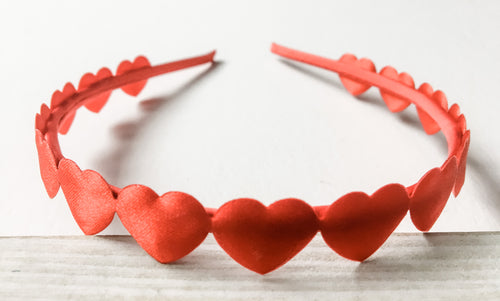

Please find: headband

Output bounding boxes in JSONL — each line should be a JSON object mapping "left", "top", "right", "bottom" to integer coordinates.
{"left": 35, "top": 44, "right": 470, "bottom": 274}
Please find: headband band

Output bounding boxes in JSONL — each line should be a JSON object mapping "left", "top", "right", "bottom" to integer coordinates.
{"left": 35, "top": 44, "right": 470, "bottom": 274}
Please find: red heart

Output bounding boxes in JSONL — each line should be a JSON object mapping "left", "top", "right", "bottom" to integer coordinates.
{"left": 456, "top": 115, "right": 467, "bottom": 135}
{"left": 448, "top": 103, "right": 461, "bottom": 120}
{"left": 320, "top": 184, "right": 409, "bottom": 262}
{"left": 35, "top": 103, "right": 50, "bottom": 132}
{"left": 448, "top": 103, "right": 467, "bottom": 135}
{"left": 78, "top": 67, "right": 113, "bottom": 113}
{"left": 379, "top": 66, "right": 414, "bottom": 112}
{"left": 338, "top": 54, "right": 376, "bottom": 96}
{"left": 409, "top": 157, "right": 458, "bottom": 231}
{"left": 453, "top": 130, "right": 470, "bottom": 196}
{"left": 51, "top": 82, "right": 77, "bottom": 135}
{"left": 116, "top": 185, "right": 210, "bottom": 263}
{"left": 35, "top": 129, "right": 59, "bottom": 198}
{"left": 57, "top": 158, "right": 116, "bottom": 235}
{"left": 116, "top": 56, "right": 151, "bottom": 96}
{"left": 212, "top": 198, "right": 319, "bottom": 274}
{"left": 416, "top": 83, "right": 448, "bottom": 135}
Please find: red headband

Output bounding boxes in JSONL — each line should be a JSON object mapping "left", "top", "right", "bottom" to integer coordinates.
{"left": 35, "top": 44, "right": 469, "bottom": 274}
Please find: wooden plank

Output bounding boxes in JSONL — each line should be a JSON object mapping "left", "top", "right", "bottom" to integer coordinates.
{"left": 1, "top": 233, "right": 499, "bottom": 300}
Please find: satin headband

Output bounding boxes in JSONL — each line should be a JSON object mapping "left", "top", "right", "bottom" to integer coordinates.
{"left": 35, "top": 44, "right": 470, "bottom": 274}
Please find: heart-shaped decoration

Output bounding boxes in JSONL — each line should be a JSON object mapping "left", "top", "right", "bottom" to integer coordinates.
{"left": 448, "top": 103, "right": 461, "bottom": 120}
{"left": 116, "top": 185, "right": 210, "bottom": 263}
{"left": 57, "top": 158, "right": 116, "bottom": 235}
{"left": 51, "top": 82, "right": 77, "bottom": 135}
{"left": 453, "top": 130, "right": 470, "bottom": 196}
{"left": 35, "top": 129, "right": 59, "bottom": 198}
{"left": 338, "top": 54, "right": 376, "bottom": 96}
{"left": 379, "top": 66, "right": 414, "bottom": 112}
{"left": 212, "top": 198, "right": 319, "bottom": 274}
{"left": 409, "top": 157, "right": 458, "bottom": 231}
{"left": 78, "top": 67, "right": 113, "bottom": 113}
{"left": 116, "top": 56, "right": 151, "bottom": 96}
{"left": 448, "top": 104, "right": 467, "bottom": 135}
{"left": 456, "top": 115, "right": 467, "bottom": 135}
{"left": 320, "top": 184, "right": 409, "bottom": 262}
{"left": 50, "top": 82, "right": 76, "bottom": 108}
{"left": 35, "top": 103, "right": 51, "bottom": 132}
{"left": 416, "top": 83, "right": 448, "bottom": 135}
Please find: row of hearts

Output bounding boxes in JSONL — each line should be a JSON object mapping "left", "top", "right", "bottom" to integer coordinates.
{"left": 35, "top": 54, "right": 470, "bottom": 274}
{"left": 35, "top": 56, "right": 151, "bottom": 135}
{"left": 337, "top": 53, "right": 467, "bottom": 136}
{"left": 35, "top": 54, "right": 467, "bottom": 139}
{"left": 35, "top": 53, "right": 470, "bottom": 197}
{"left": 35, "top": 53, "right": 470, "bottom": 204}
{"left": 36, "top": 150, "right": 463, "bottom": 274}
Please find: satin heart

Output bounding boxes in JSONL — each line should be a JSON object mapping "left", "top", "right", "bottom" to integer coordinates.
{"left": 448, "top": 103, "right": 461, "bottom": 120}
{"left": 116, "top": 56, "right": 151, "bottom": 96}
{"left": 116, "top": 185, "right": 210, "bottom": 263}
{"left": 338, "top": 54, "right": 376, "bottom": 96}
{"left": 35, "top": 103, "right": 50, "bottom": 132}
{"left": 78, "top": 67, "right": 113, "bottom": 113}
{"left": 416, "top": 83, "right": 448, "bottom": 135}
{"left": 448, "top": 104, "right": 467, "bottom": 135}
{"left": 379, "top": 66, "right": 414, "bottom": 112}
{"left": 51, "top": 82, "right": 77, "bottom": 135}
{"left": 409, "top": 157, "right": 458, "bottom": 231}
{"left": 320, "top": 184, "right": 409, "bottom": 262}
{"left": 453, "top": 130, "right": 470, "bottom": 196}
{"left": 57, "top": 159, "right": 116, "bottom": 235}
{"left": 35, "top": 129, "right": 60, "bottom": 198}
{"left": 456, "top": 115, "right": 467, "bottom": 135}
{"left": 212, "top": 198, "right": 319, "bottom": 274}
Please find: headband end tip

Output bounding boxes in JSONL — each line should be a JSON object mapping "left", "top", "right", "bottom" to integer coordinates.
{"left": 270, "top": 42, "right": 280, "bottom": 54}
{"left": 208, "top": 50, "right": 216, "bottom": 62}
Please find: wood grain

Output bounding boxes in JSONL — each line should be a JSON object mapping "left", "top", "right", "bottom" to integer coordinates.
{"left": 1, "top": 233, "right": 499, "bottom": 300}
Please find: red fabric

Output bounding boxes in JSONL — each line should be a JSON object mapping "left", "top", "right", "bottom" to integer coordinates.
{"left": 320, "top": 184, "right": 410, "bottom": 262}
{"left": 116, "top": 56, "right": 151, "bottom": 96}
{"left": 212, "top": 198, "right": 318, "bottom": 274}
{"left": 338, "top": 54, "right": 376, "bottom": 96}
{"left": 416, "top": 83, "right": 449, "bottom": 135}
{"left": 33, "top": 46, "right": 470, "bottom": 274}
{"left": 409, "top": 157, "right": 458, "bottom": 231}
{"left": 116, "top": 185, "right": 210, "bottom": 263}
{"left": 456, "top": 115, "right": 467, "bottom": 135}
{"left": 379, "top": 66, "right": 414, "bottom": 112}
{"left": 448, "top": 103, "right": 461, "bottom": 120}
{"left": 51, "top": 82, "right": 77, "bottom": 135}
{"left": 35, "top": 129, "right": 59, "bottom": 198}
{"left": 78, "top": 67, "right": 113, "bottom": 113}
{"left": 57, "top": 159, "right": 116, "bottom": 235}
{"left": 35, "top": 104, "right": 50, "bottom": 133}
{"left": 453, "top": 130, "right": 470, "bottom": 196}
{"left": 448, "top": 104, "right": 467, "bottom": 135}
{"left": 269, "top": 43, "right": 463, "bottom": 153}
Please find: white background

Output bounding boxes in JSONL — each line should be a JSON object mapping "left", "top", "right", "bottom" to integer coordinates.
{"left": 0, "top": 0, "right": 499, "bottom": 235}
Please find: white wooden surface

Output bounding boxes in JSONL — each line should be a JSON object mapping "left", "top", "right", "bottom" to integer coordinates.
{"left": 1, "top": 233, "right": 499, "bottom": 300}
